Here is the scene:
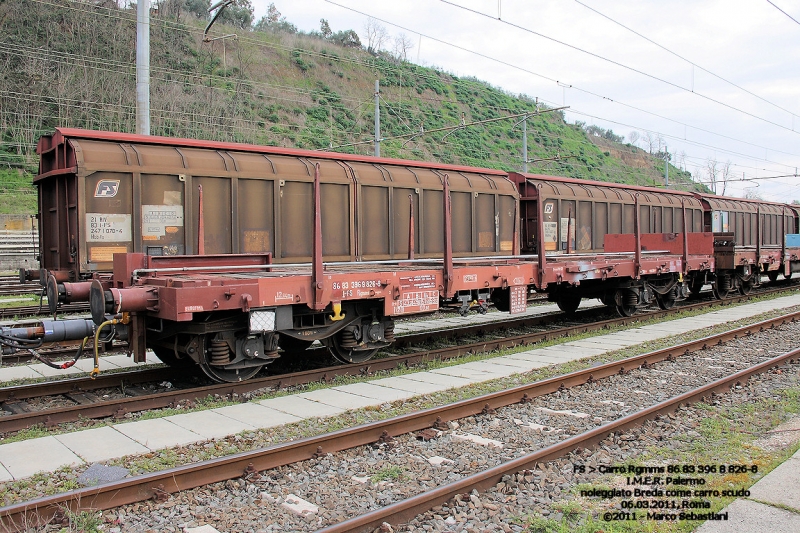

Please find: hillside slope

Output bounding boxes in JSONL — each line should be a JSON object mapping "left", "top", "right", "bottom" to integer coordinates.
{"left": 0, "top": 0, "right": 699, "bottom": 213}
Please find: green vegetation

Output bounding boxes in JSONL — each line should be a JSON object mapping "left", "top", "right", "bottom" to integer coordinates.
{"left": 0, "top": 0, "right": 702, "bottom": 215}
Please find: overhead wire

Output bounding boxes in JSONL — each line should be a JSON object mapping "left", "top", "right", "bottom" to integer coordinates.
{"left": 438, "top": 0, "right": 799, "bottom": 135}
{"left": 573, "top": 0, "right": 799, "bottom": 118}
{"left": 323, "top": 0, "right": 800, "bottom": 162}
{"left": 766, "top": 0, "right": 800, "bottom": 26}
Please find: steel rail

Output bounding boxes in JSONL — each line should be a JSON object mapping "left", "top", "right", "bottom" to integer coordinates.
{"left": 318, "top": 346, "right": 800, "bottom": 533}
{"left": 0, "top": 291, "right": 796, "bottom": 434}
{"left": 0, "top": 313, "right": 797, "bottom": 530}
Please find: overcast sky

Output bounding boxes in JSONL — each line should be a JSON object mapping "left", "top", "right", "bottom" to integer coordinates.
{"left": 247, "top": 0, "right": 800, "bottom": 202}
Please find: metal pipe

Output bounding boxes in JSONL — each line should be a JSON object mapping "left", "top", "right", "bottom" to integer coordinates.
{"left": 136, "top": 0, "right": 150, "bottom": 135}
{"left": 374, "top": 80, "right": 380, "bottom": 157}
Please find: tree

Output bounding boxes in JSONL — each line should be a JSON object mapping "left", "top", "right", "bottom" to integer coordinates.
{"left": 330, "top": 29, "right": 361, "bottom": 48}
{"left": 364, "top": 17, "right": 388, "bottom": 54}
{"left": 216, "top": 0, "right": 253, "bottom": 30}
{"left": 183, "top": 0, "right": 210, "bottom": 19}
{"left": 628, "top": 130, "right": 640, "bottom": 146}
{"left": 392, "top": 32, "right": 414, "bottom": 61}
{"left": 254, "top": 2, "right": 296, "bottom": 33}
{"left": 705, "top": 157, "right": 732, "bottom": 195}
{"left": 744, "top": 188, "right": 763, "bottom": 200}
{"left": 320, "top": 18, "right": 332, "bottom": 39}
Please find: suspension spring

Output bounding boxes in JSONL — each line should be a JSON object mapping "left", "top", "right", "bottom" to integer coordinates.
{"left": 339, "top": 329, "right": 358, "bottom": 348}
{"left": 210, "top": 339, "right": 231, "bottom": 366}
{"left": 383, "top": 322, "right": 395, "bottom": 342}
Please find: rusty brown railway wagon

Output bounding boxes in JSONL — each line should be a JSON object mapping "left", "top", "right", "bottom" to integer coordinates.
{"left": 509, "top": 172, "right": 713, "bottom": 315}
{"left": 35, "top": 128, "right": 518, "bottom": 308}
{"left": 693, "top": 194, "right": 797, "bottom": 295}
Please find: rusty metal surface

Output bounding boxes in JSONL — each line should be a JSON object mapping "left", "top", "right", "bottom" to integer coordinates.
{"left": 2, "top": 310, "right": 797, "bottom": 531}
{"left": 35, "top": 130, "right": 517, "bottom": 279}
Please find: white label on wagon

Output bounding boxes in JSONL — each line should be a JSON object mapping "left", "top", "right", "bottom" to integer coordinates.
{"left": 86, "top": 213, "right": 131, "bottom": 242}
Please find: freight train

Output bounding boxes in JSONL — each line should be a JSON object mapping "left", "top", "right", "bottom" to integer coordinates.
{"left": 5, "top": 128, "right": 800, "bottom": 382}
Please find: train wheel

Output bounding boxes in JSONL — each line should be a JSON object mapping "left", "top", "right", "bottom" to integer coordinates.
{"left": 556, "top": 293, "right": 581, "bottom": 314}
{"left": 279, "top": 336, "right": 314, "bottom": 355}
{"left": 712, "top": 275, "right": 733, "bottom": 299}
{"left": 325, "top": 331, "right": 379, "bottom": 364}
{"left": 767, "top": 271, "right": 779, "bottom": 282}
{"left": 785, "top": 271, "right": 793, "bottom": 280}
{"left": 656, "top": 288, "right": 677, "bottom": 310}
{"left": 739, "top": 279, "right": 754, "bottom": 295}
{"left": 615, "top": 289, "right": 638, "bottom": 317}
{"left": 199, "top": 363, "right": 263, "bottom": 383}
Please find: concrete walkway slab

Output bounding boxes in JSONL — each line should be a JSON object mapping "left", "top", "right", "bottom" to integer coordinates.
{"left": 102, "top": 354, "right": 147, "bottom": 369}
{"left": 71, "top": 357, "right": 123, "bottom": 373}
{"left": 373, "top": 376, "right": 448, "bottom": 395}
{"left": 212, "top": 402, "right": 302, "bottom": 429}
{"left": 566, "top": 339, "right": 632, "bottom": 350}
{"left": 502, "top": 351, "right": 565, "bottom": 367}
{"left": 0, "top": 464, "right": 12, "bottom": 483}
{"left": 430, "top": 365, "right": 499, "bottom": 381}
{"left": 455, "top": 360, "right": 521, "bottom": 377}
{"left": 488, "top": 355, "right": 544, "bottom": 370}
{"left": 400, "top": 371, "right": 477, "bottom": 388}
{"left": 333, "top": 382, "right": 416, "bottom": 402}
{"left": 259, "top": 395, "right": 346, "bottom": 418}
{"left": 113, "top": 418, "right": 204, "bottom": 450}
{"left": 695, "top": 499, "right": 800, "bottom": 533}
{"left": 297, "top": 388, "right": 383, "bottom": 410}
{"left": 0, "top": 366, "right": 42, "bottom": 381}
{"left": 0, "top": 436, "right": 83, "bottom": 479}
{"left": 537, "top": 345, "right": 607, "bottom": 360}
{"left": 746, "top": 455, "right": 800, "bottom": 512}
{"left": 27, "top": 363, "right": 84, "bottom": 378}
{"left": 165, "top": 410, "right": 256, "bottom": 440}
{"left": 55, "top": 425, "right": 149, "bottom": 463}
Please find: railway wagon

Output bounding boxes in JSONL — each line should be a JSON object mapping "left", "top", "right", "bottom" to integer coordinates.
{"left": 692, "top": 194, "right": 798, "bottom": 296}
{"left": 17, "top": 129, "right": 800, "bottom": 383}
{"left": 510, "top": 172, "right": 714, "bottom": 315}
{"left": 34, "top": 128, "right": 518, "bottom": 310}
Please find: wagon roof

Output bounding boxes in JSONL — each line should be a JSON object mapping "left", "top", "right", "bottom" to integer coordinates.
{"left": 42, "top": 128, "right": 509, "bottom": 177}
{"left": 510, "top": 172, "right": 700, "bottom": 197}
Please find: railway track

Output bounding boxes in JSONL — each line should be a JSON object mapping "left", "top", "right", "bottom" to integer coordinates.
{"left": 0, "top": 285, "right": 796, "bottom": 435}
{"left": 1, "top": 305, "right": 796, "bottom": 530}
{"left": 0, "top": 275, "right": 42, "bottom": 298}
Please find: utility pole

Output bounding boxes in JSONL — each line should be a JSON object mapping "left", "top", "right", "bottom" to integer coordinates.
{"left": 522, "top": 115, "right": 528, "bottom": 173}
{"left": 374, "top": 80, "right": 381, "bottom": 157}
{"left": 664, "top": 144, "right": 669, "bottom": 187}
{"left": 136, "top": 0, "right": 150, "bottom": 135}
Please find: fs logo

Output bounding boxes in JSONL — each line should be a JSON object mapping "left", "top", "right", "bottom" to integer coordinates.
{"left": 94, "top": 180, "right": 120, "bottom": 198}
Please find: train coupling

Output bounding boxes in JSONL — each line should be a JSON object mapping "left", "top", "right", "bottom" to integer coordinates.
{"left": 0, "top": 318, "right": 96, "bottom": 352}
